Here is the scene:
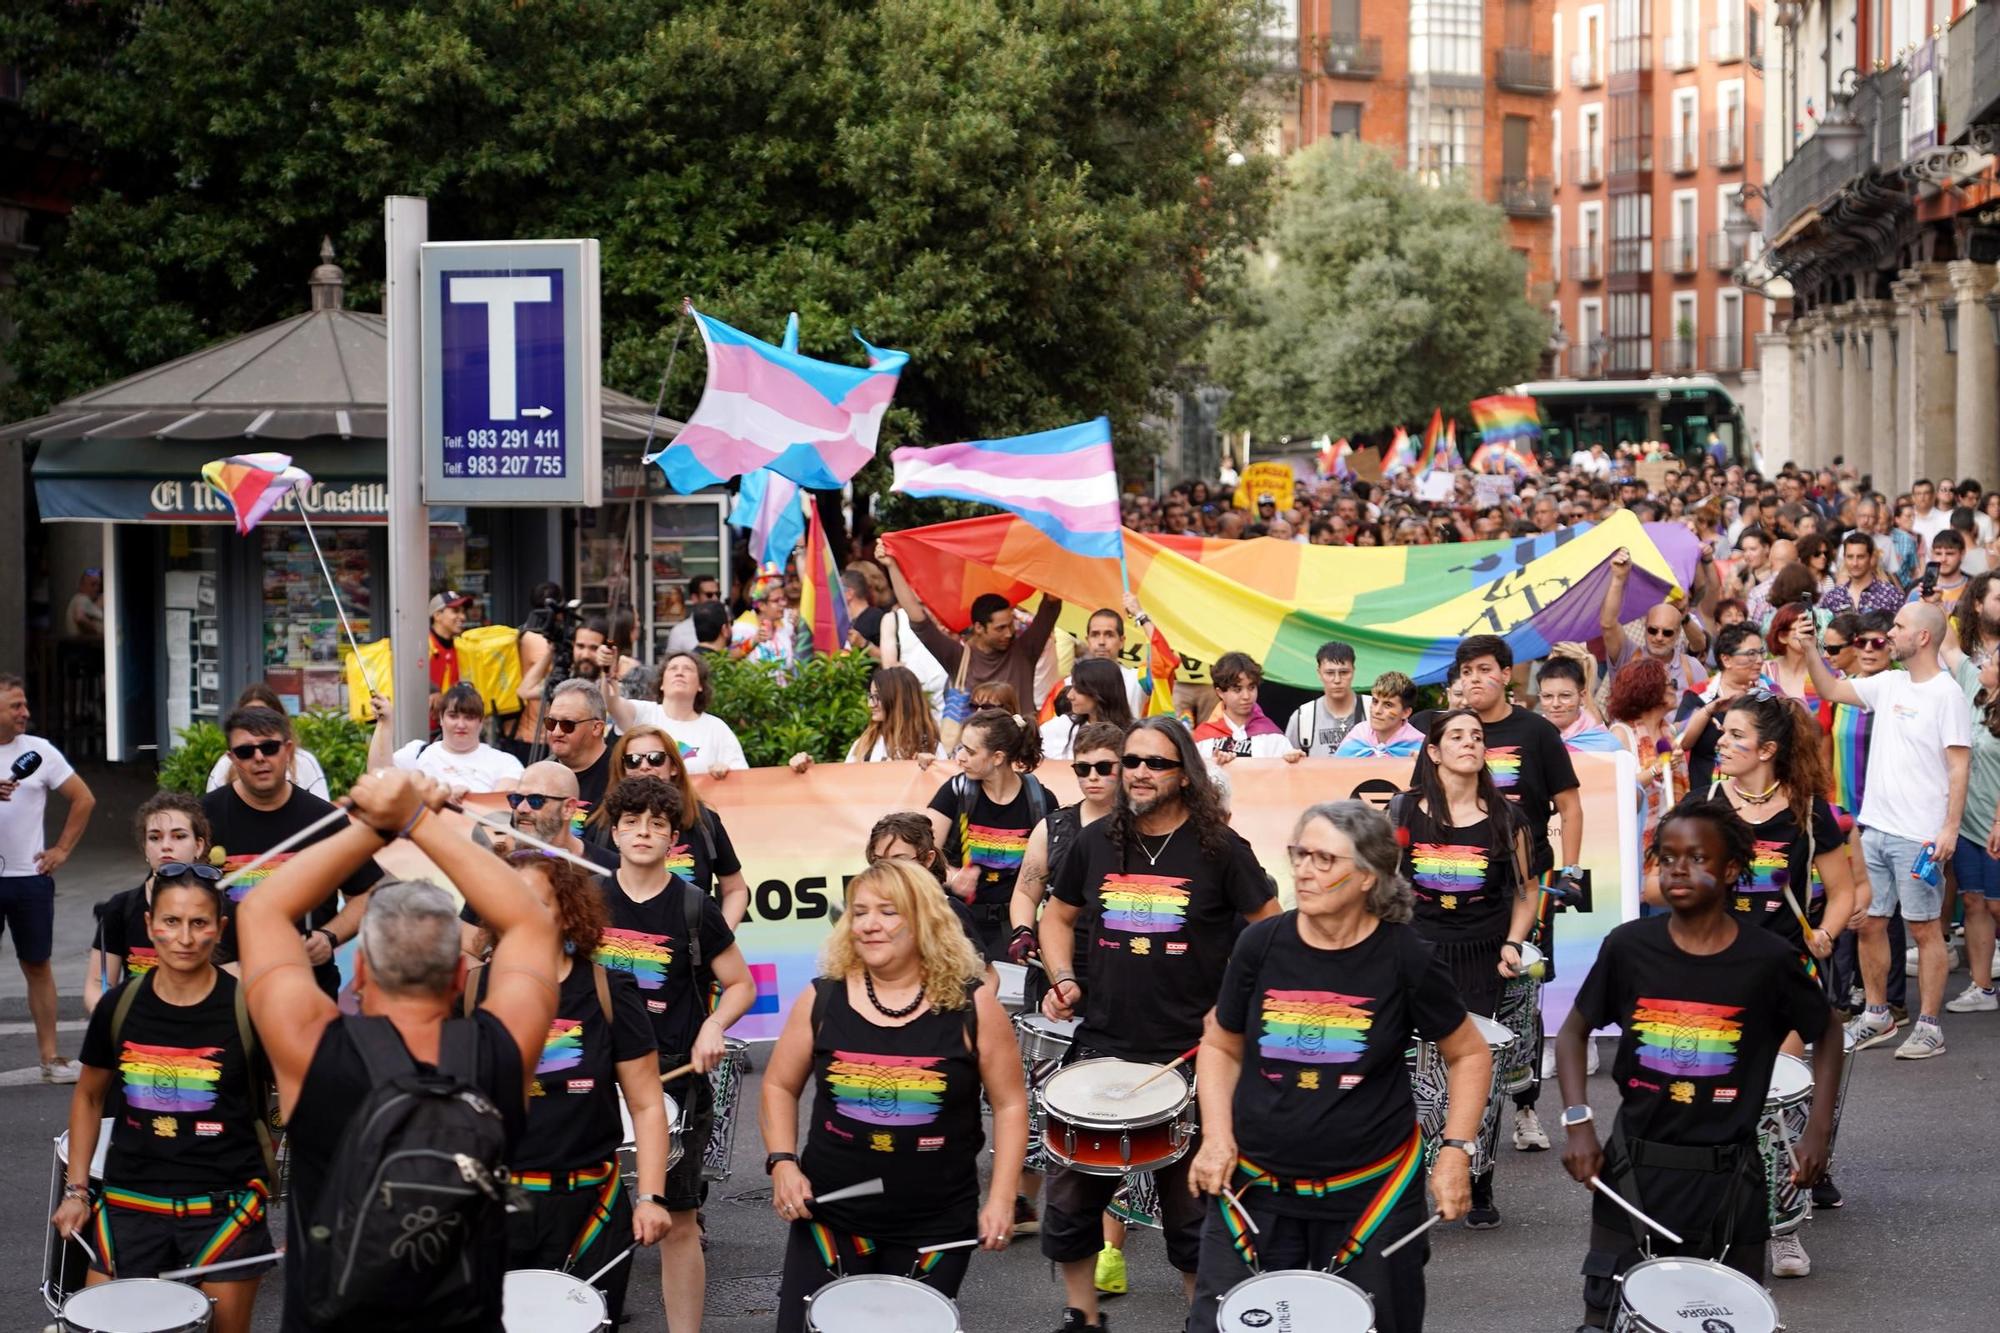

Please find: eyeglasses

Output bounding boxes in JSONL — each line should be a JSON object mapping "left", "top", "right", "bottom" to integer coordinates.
{"left": 155, "top": 862, "right": 222, "bottom": 882}
{"left": 506, "top": 793, "right": 567, "bottom": 811}
{"left": 1286, "top": 845, "right": 1351, "bottom": 873}
{"left": 1121, "top": 754, "right": 1183, "bottom": 771}
{"left": 229, "top": 740, "right": 285, "bottom": 760}
{"left": 1820, "top": 638, "right": 1849, "bottom": 653}
{"left": 1854, "top": 635, "right": 1890, "bottom": 650}
{"left": 623, "top": 752, "right": 670, "bottom": 770}
{"left": 547, "top": 717, "right": 598, "bottom": 734}
{"left": 1072, "top": 760, "right": 1117, "bottom": 777}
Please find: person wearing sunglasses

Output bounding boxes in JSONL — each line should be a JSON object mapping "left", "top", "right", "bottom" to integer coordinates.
{"left": 1600, "top": 546, "right": 1711, "bottom": 699}
{"left": 591, "top": 726, "right": 749, "bottom": 930}
{"left": 1674, "top": 620, "right": 1769, "bottom": 794}
{"left": 55, "top": 863, "right": 276, "bottom": 1333}
{"left": 204, "top": 706, "right": 383, "bottom": 999}
{"left": 542, "top": 678, "right": 615, "bottom": 810}
{"left": 1034, "top": 718, "right": 1279, "bottom": 1333}
{"left": 499, "top": 762, "right": 620, "bottom": 878}
{"left": 366, "top": 683, "right": 522, "bottom": 798}
{"left": 86, "top": 792, "right": 211, "bottom": 1016}
{"left": 203, "top": 685, "right": 330, "bottom": 800}
{"left": 1187, "top": 800, "right": 1489, "bottom": 1333}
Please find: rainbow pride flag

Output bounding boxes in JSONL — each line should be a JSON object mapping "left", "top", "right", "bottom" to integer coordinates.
{"left": 1469, "top": 394, "right": 1544, "bottom": 452}
{"left": 882, "top": 510, "right": 1698, "bottom": 688}
{"left": 1380, "top": 426, "right": 1417, "bottom": 477}
{"left": 1317, "top": 437, "right": 1355, "bottom": 481}
{"left": 796, "top": 500, "right": 851, "bottom": 653}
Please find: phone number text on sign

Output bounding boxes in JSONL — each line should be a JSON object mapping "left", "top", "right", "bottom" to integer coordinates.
{"left": 443, "top": 427, "right": 568, "bottom": 477}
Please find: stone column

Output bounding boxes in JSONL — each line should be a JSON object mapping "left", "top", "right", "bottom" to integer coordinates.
{"left": 1754, "top": 331, "right": 1793, "bottom": 468}
{"left": 1894, "top": 264, "right": 1957, "bottom": 484}
{"left": 1854, "top": 301, "right": 1899, "bottom": 491}
{"left": 1833, "top": 306, "right": 1871, "bottom": 478}
{"left": 1789, "top": 311, "right": 1823, "bottom": 471}
{"left": 1949, "top": 260, "right": 2000, "bottom": 487}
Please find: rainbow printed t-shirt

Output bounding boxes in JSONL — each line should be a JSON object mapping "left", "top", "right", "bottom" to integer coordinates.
{"left": 595, "top": 927, "right": 674, "bottom": 992}
{"left": 825, "top": 1051, "right": 948, "bottom": 1127}
{"left": 1258, "top": 989, "right": 1373, "bottom": 1066}
{"left": 1099, "top": 873, "right": 1192, "bottom": 935}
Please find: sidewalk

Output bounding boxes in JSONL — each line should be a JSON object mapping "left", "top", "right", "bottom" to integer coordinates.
{"left": 0, "top": 760, "right": 160, "bottom": 1020}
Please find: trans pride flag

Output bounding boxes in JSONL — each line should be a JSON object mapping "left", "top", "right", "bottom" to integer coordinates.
{"left": 652, "top": 305, "right": 908, "bottom": 493}
{"left": 889, "top": 417, "right": 1123, "bottom": 561}
{"left": 729, "top": 468, "right": 808, "bottom": 569}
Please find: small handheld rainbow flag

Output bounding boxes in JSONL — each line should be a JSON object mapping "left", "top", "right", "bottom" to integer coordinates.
{"left": 1317, "top": 437, "right": 1355, "bottom": 481}
{"left": 1381, "top": 426, "right": 1417, "bottom": 476}
{"left": 1430, "top": 418, "right": 1461, "bottom": 474}
{"left": 1469, "top": 394, "right": 1544, "bottom": 452}
{"left": 201, "top": 452, "right": 312, "bottom": 534}
{"left": 1414, "top": 409, "right": 1444, "bottom": 475}
{"left": 797, "top": 499, "right": 852, "bottom": 653}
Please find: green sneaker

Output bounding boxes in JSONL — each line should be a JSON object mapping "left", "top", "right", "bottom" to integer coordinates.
{"left": 1094, "top": 1243, "right": 1128, "bottom": 1296}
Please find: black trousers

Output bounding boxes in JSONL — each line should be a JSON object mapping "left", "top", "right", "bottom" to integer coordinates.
{"left": 505, "top": 1176, "right": 634, "bottom": 1323}
{"left": 774, "top": 1218, "right": 972, "bottom": 1333}
{"left": 1580, "top": 1220, "right": 1766, "bottom": 1328}
{"left": 1186, "top": 1184, "right": 1431, "bottom": 1333}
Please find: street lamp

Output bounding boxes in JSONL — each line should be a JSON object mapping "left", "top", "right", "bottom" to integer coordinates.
{"left": 1817, "top": 69, "right": 1867, "bottom": 162}
{"left": 1724, "top": 186, "right": 1765, "bottom": 256}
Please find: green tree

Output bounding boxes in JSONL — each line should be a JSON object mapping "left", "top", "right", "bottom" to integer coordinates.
{"left": 0, "top": 0, "right": 1275, "bottom": 475}
{"left": 1207, "top": 140, "right": 1548, "bottom": 442}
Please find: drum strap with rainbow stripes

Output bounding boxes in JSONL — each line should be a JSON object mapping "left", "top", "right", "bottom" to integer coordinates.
{"left": 806, "top": 1221, "right": 945, "bottom": 1280}
{"left": 96, "top": 1180, "right": 269, "bottom": 1277}
{"left": 1227, "top": 1125, "right": 1425, "bottom": 1269}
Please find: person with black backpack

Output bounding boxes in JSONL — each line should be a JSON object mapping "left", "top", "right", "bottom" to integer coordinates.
{"left": 925, "top": 708, "right": 1050, "bottom": 961}
{"left": 237, "top": 768, "right": 558, "bottom": 1333}
{"left": 52, "top": 863, "right": 275, "bottom": 1333}
{"left": 601, "top": 774, "right": 758, "bottom": 1333}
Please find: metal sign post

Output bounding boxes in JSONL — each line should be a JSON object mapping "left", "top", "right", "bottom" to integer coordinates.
{"left": 419, "top": 239, "right": 602, "bottom": 507}
{"left": 385, "top": 196, "right": 431, "bottom": 749}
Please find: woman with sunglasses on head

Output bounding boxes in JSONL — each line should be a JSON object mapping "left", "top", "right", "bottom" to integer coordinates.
{"left": 1186, "top": 800, "right": 1490, "bottom": 1333}
{"left": 203, "top": 684, "right": 330, "bottom": 799}
{"left": 788, "top": 665, "right": 944, "bottom": 772}
{"left": 1040, "top": 659, "right": 1135, "bottom": 762}
{"left": 592, "top": 725, "right": 750, "bottom": 929}
{"left": 86, "top": 792, "right": 210, "bottom": 1015}
{"left": 54, "top": 865, "right": 275, "bottom": 1333}
{"left": 1675, "top": 621, "right": 1767, "bottom": 793}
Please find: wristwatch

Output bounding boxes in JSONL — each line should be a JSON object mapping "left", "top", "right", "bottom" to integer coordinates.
{"left": 1558, "top": 864, "right": 1584, "bottom": 881}
{"left": 1438, "top": 1138, "right": 1478, "bottom": 1157}
{"left": 637, "top": 1192, "right": 668, "bottom": 1207}
{"left": 764, "top": 1152, "right": 798, "bottom": 1175}
{"left": 1561, "top": 1105, "right": 1595, "bottom": 1128}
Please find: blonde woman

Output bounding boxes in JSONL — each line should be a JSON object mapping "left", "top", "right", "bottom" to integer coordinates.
{"left": 759, "top": 859, "right": 1028, "bottom": 1331}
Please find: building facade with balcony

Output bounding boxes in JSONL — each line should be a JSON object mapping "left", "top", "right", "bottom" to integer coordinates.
{"left": 1294, "top": 0, "right": 1560, "bottom": 293}
{"left": 1750, "top": 0, "right": 2000, "bottom": 490}
{"left": 1545, "top": 0, "right": 1768, "bottom": 449}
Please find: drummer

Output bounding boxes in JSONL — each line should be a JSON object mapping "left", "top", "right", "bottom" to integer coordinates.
{"left": 600, "top": 775, "right": 759, "bottom": 1333}
{"left": 758, "top": 858, "right": 1028, "bottom": 1332}
{"left": 1558, "top": 795, "right": 1842, "bottom": 1329}
{"left": 52, "top": 865, "right": 273, "bottom": 1333}
{"left": 1187, "top": 800, "right": 1490, "bottom": 1333}
{"left": 1037, "top": 717, "right": 1279, "bottom": 1332}
{"left": 1391, "top": 709, "right": 1538, "bottom": 1230}
{"left": 469, "top": 850, "right": 671, "bottom": 1323}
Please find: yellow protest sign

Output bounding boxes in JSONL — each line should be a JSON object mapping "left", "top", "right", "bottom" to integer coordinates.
{"left": 1233, "top": 461, "right": 1297, "bottom": 511}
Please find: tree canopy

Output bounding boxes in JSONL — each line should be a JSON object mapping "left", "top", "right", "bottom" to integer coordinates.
{"left": 0, "top": 0, "right": 1275, "bottom": 466}
{"left": 1207, "top": 140, "right": 1548, "bottom": 443}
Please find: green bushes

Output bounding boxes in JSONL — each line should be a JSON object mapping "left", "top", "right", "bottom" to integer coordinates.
{"left": 705, "top": 651, "right": 874, "bottom": 768}
{"left": 157, "top": 712, "right": 371, "bottom": 799}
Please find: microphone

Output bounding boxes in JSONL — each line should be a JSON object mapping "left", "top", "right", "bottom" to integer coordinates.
{"left": 9, "top": 751, "right": 41, "bottom": 782}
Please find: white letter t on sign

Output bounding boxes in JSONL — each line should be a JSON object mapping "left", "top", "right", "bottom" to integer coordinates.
{"left": 448, "top": 275, "right": 552, "bottom": 420}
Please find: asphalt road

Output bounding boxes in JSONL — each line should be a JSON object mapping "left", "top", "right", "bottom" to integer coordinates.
{"left": 3, "top": 763, "right": 1993, "bottom": 1330}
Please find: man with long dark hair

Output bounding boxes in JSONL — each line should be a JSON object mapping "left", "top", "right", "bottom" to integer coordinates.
{"left": 1034, "top": 718, "right": 1279, "bottom": 1333}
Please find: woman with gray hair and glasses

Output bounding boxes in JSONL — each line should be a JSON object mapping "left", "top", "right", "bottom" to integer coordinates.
{"left": 1184, "top": 800, "right": 1493, "bottom": 1333}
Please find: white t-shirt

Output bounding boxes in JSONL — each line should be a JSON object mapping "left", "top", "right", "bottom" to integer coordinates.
{"left": 891, "top": 609, "right": 949, "bottom": 718}
{"left": 1283, "top": 696, "right": 1368, "bottom": 756}
{"left": 1912, "top": 506, "right": 1953, "bottom": 558}
{"left": 0, "top": 734, "right": 76, "bottom": 876}
{"left": 205, "top": 748, "right": 332, "bottom": 801}
{"left": 1198, "top": 720, "right": 1291, "bottom": 765}
{"left": 845, "top": 735, "right": 947, "bottom": 764}
{"left": 624, "top": 702, "right": 750, "bottom": 771}
{"left": 390, "top": 739, "right": 523, "bottom": 793}
{"left": 1852, "top": 669, "right": 1973, "bottom": 844}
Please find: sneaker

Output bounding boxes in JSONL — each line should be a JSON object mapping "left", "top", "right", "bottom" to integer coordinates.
{"left": 1846, "top": 1009, "right": 1899, "bottom": 1051}
{"left": 1053, "top": 1309, "right": 1106, "bottom": 1333}
{"left": 39, "top": 1059, "right": 79, "bottom": 1086}
{"left": 1890, "top": 1004, "right": 1910, "bottom": 1028}
{"left": 1465, "top": 1184, "right": 1501, "bottom": 1230}
{"left": 1094, "top": 1243, "right": 1127, "bottom": 1296}
{"left": 1011, "top": 1193, "right": 1041, "bottom": 1238}
{"left": 1894, "top": 1021, "right": 1946, "bottom": 1059}
{"left": 1908, "top": 940, "right": 1962, "bottom": 976}
{"left": 1513, "top": 1107, "right": 1551, "bottom": 1151}
{"left": 1811, "top": 1175, "right": 1843, "bottom": 1210}
{"left": 1945, "top": 983, "right": 1999, "bottom": 1013}
{"left": 1770, "top": 1231, "right": 1811, "bottom": 1278}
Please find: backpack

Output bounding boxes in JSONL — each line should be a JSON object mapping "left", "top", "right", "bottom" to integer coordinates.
{"left": 109, "top": 971, "right": 277, "bottom": 1185}
{"left": 948, "top": 772, "right": 1049, "bottom": 865}
{"left": 296, "top": 1016, "right": 510, "bottom": 1328}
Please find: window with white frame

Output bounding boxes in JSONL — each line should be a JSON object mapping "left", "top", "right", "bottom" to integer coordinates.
{"left": 1409, "top": 0, "right": 1483, "bottom": 78}
{"left": 1672, "top": 88, "right": 1699, "bottom": 170}
{"left": 1553, "top": 204, "right": 1563, "bottom": 279}
{"left": 1553, "top": 109, "right": 1563, "bottom": 187}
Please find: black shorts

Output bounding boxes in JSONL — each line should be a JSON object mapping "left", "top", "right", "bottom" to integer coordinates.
{"left": 92, "top": 1183, "right": 274, "bottom": 1282}
{"left": 0, "top": 874, "right": 56, "bottom": 965}
{"left": 667, "top": 1054, "right": 714, "bottom": 1213}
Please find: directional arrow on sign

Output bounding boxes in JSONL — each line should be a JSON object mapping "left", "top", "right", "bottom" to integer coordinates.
{"left": 522, "top": 406, "right": 553, "bottom": 419}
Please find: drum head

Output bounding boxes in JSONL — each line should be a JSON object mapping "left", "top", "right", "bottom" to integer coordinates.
{"left": 63, "top": 1278, "right": 213, "bottom": 1329}
{"left": 1619, "top": 1257, "right": 1778, "bottom": 1333}
{"left": 807, "top": 1274, "right": 958, "bottom": 1329}
{"left": 1216, "top": 1269, "right": 1374, "bottom": 1330}
{"left": 54, "top": 1120, "right": 113, "bottom": 1179}
{"left": 502, "top": 1268, "right": 608, "bottom": 1330}
{"left": 1042, "top": 1058, "right": 1190, "bottom": 1125}
{"left": 1016, "top": 1014, "right": 1081, "bottom": 1041}
{"left": 1767, "top": 1052, "right": 1813, "bottom": 1104}
{"left": 1470, "top": 1014, "right": 1516, "bottom": 1052}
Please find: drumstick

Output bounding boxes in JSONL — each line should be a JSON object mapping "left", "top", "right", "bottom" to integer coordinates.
{"left": 1588, "top": 1175, "right": 1685, "bottom": 1245}
{"left": 916, "top": 1237, "right": 984, "bottom": 1254}
{"left": 1117, "top": 1045, "right": 1201, "bottom": 1100}
{"left": 1376, "top": 1210, "right": 1443, "bottom": 1258}
{"left": 659, "top": 1060, "right": 698, "bottom": 1084}
{"left": 69, "top": 1229, "right": 101, "bottom": 1271}
{"left": 583, "top": 1243, "right": 637, "bottom": 1285}
{"left": 159, "top": 1248, "right": 284, "bottom": 1280}
{"left": 812, "top": 1177, "right": 886, "bottom": 1206}
{"left": 1219, "top": 1185, "right": 1261, "bottom": 1236}
{"left": 444, "top": 801, "right": 605, "bottom": 877}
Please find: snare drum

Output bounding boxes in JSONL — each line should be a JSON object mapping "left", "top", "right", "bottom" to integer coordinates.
{"left": 616, "top": 1089, "right": 685, "bottom": 1176}
{"left": 42, "top": 1119, "right": 113, "bottom": 1315}
{"left": 502, "top": 1268, "right": 609, "bottom": 1331}
{"left": 1039, "top": 1058, "right": 1195, "bottom": 1176}
{"left": 58, "top": 1278, "right": 214, "bottom": 1332}
{"left": 1494, "top": 942, "right": 1546, "bottom": 1095}
{"left": 1609, "top": 1256, "right": 1782, "bottom": 1333}
{"left": 1214, "top": 1269, "right": 1376, "bottom": 1331}
{"left": 703, "top": 1036, "right": 748, "bottom": 1181}
{"left": 1015, "top": 1014, "right": 1080, "bottom": 1064}
{"left": 1406, "top": 1015, "right": 1513, "bottom": 1171}
{"left": 1759, "top": 1053, "right": 1814, "bottom": 1236}
{"left": 804, "top": 1274, "right": 961, "bottom": 1331}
